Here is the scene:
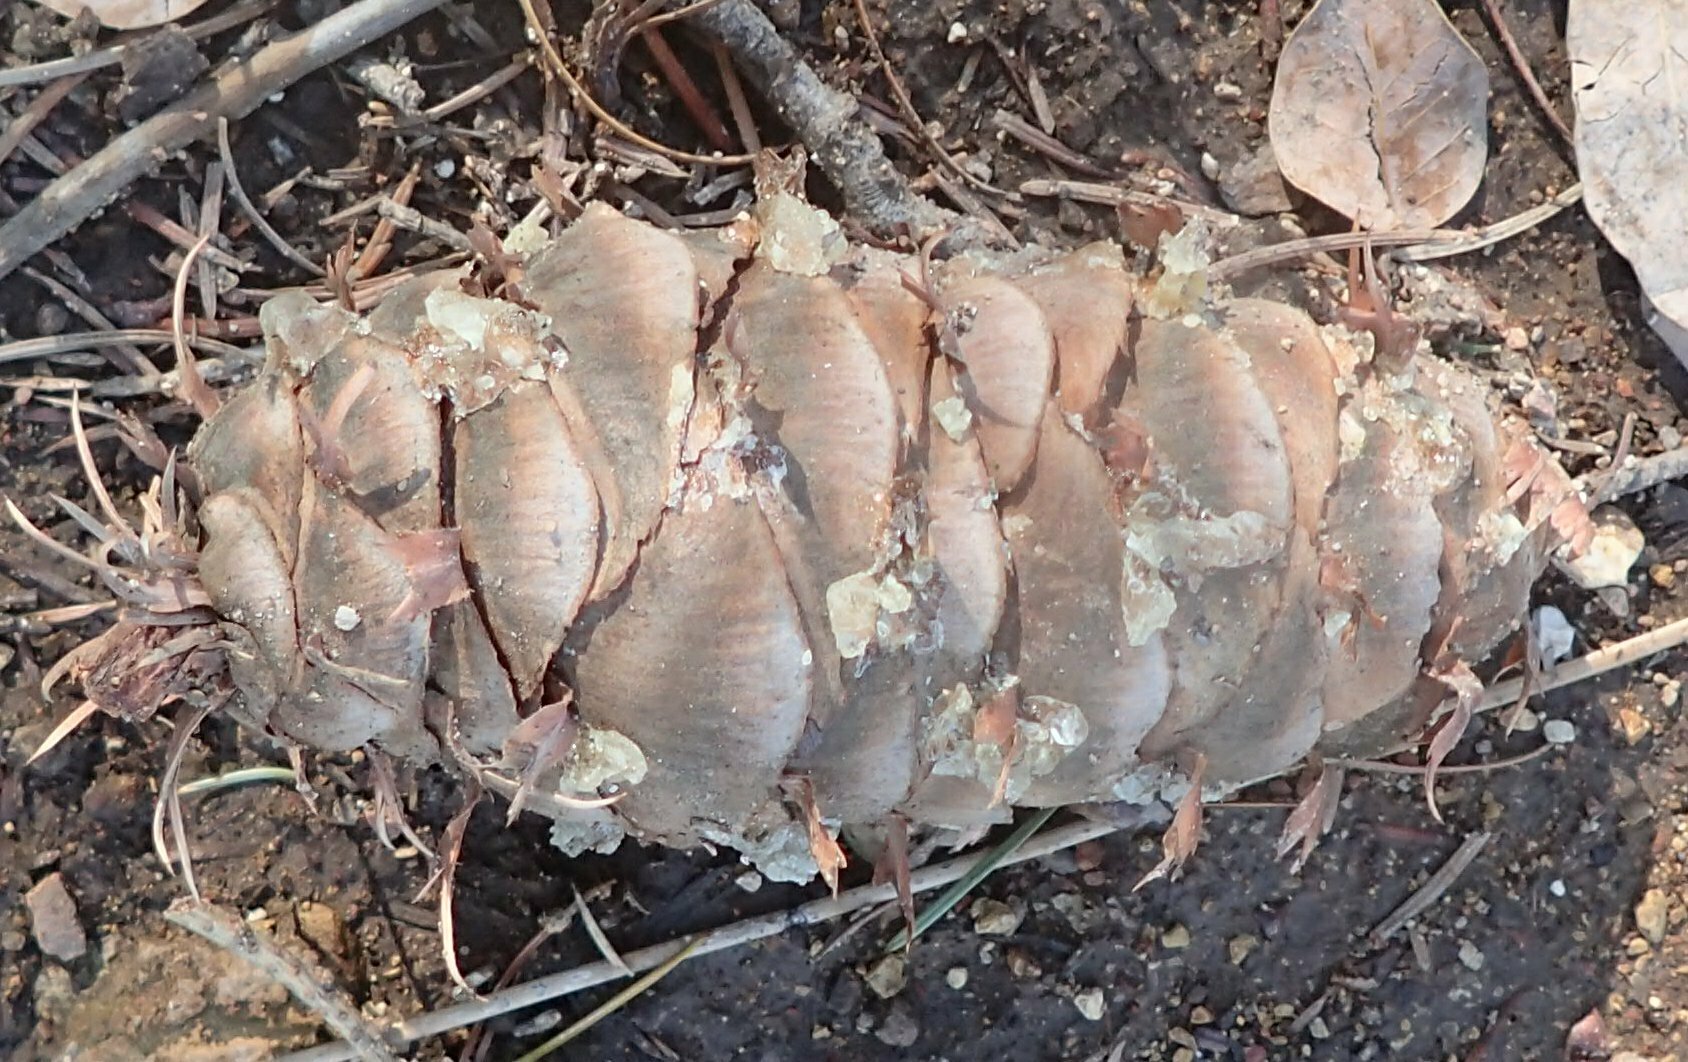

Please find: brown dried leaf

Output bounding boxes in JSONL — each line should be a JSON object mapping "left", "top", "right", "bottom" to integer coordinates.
{"left": 1269, "top": 0, "right": 1489, "bottom": 229}
{"left": 1569, "top": 4, "right": 1688, "bottom": 365}
{"left": 785, "top": 776, "right": 847, "bottom": 895}
{"left": 496, "top": 697, "right": 579, "bottom": 825}
{"left": 27, "top": 0, "right": 212, "bottom": 30}
{"left": 1423, "top": 658, "right": 1481, "bottom": 823}
{"left": 1275, "top": 757, "right": 1346, "bottom": 871}
{"left": 872, "top": 814, "right": 916, "bottom": 946}
{"left": 1134, "top": 753, "right": 1206, "bottom": 891}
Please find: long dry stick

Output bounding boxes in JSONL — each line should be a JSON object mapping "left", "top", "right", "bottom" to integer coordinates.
{"left": 0, "top": 0, "right": 452, "bottom": 285}
{"left": 275, "top": 815, "right": 1122, "bottom": 1062}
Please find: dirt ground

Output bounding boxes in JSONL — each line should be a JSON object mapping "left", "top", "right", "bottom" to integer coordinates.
{"left": 3, "top": 0, "right": 1688, "bottom": 1059}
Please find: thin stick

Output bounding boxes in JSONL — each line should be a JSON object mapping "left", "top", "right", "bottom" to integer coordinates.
{"left": 884, "top": 805, "right": 1056, "bottom": 951}
{"left": 1478, "top": 0, "right": 1575, "bottom": 147}
{"left": 1330, "top": 741, "right": 1554, "bottom": 776}
{"left": 1021, "top": 177, "right": 1238, "bottom": 227}
{"left": 514, "top": 0, "right": 752, "bottom": 167}
{"left": 166, "top": 899, "right": 400, "bottom": 1062}
{"left": 218, "top": 118, "right": 326, "bottom": 276}
{"left": 1477, "top": 615, "right": 1688, "bottom": 714}
{"left": 1369, "top": 831, "right": 1492, "bottom": 942}
{"left": 0, "top": 0, "right": 454, "bottom": 285}
{"left": 851, "top": 0, "right": 1007, "bottom": 198}
{"left": 1583, "top": 443, "right": 1688, "bottom": 502}
{"left": 274, "top": 816, "right": 1121, "bottom": 1062}
{"left": 0, "top": 328, "right": 252, "bottom": 366}
{"left": 507, "top": 939, "right": 702, "bottom": 1062}
{"left": 0, "top": 73, "right": 89, "bottom": 170}
{"left": 1208, "top": 183, "right": 1585, "bottom": 278}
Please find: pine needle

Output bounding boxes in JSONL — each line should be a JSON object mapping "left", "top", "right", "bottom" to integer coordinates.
{"left": 883, "top": 805, "right": 1057, "bottom": 952}
{"left": 508, "top": 938, "right": 702, "bottom": 1062}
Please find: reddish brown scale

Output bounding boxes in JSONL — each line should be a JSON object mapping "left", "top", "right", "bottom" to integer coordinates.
{"left": 53, "top": 196, "right": 1573, "bottom": 882}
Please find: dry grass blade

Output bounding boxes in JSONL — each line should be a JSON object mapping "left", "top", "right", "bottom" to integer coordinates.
{"left": 883, "top": 805, "right": 1057, "bottom": 952}
{"left": 26, "top": 699, "right": 101, "bottom": 765}
{"left": 171, "top": 236, "right": 221, "bottom": 419}
{"left": 572, "top": 884, "right": 633, "bottom": 977}
{"left": 435, "top": 784, "right": 483, "bottom": 995}
{"left": 273, "top": 817, "right": 1138, "bottom": 1061}
{"left": 1422, "top": 661, "right": 1481, "bottom": 823}
{"left": 508, "top": 938, "right": 703, "bottom": 1062}
{"left": 1275, "top": 759, "right": 1345, "bottom": 871}
{"left": 69, "top": 392, "right": 136, "bottom": 541}
{"left": 177, "top": 765, "right": 300, "bottom": 797}
{"left": 217, "top": 117, "right": 325, "bottom": 277}
{"left": 152, "top": 699, "right": 218, "bottom": 901}
{"left": 1135, "top": 753, "right": 1207, "bottom": 890}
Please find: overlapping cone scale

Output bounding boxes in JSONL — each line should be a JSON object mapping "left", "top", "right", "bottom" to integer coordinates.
{"left": 178, "top": 200, "right": 1560, "bottom": 881}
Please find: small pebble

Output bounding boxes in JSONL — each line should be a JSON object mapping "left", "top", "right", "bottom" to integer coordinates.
{"left": 947, "top": 22, "right": 969, "bottom": 43}
{"left": 24, "top": 874, "right": 85, "bottom": 961}
{"left": 945, "top": 966, "right": 968, "bottom": 990}
{"left": 1228, "top": 934, "right": 1258, "bottom": 966}
{"left": 1636, "top": 888, "right": 1669, "bottom": 944}
{"left": 1550, "top": 879, "right": 1567, "bottom": 898}
{"left": 971, "top": 898, "right": 1023, "bottom": 936}
{"left": 1543, "top": 719, "right": 1578, "bottom": 745}
{"left": 1457, "top": 940, "right": 1485, "bottom": 971}
{"left": 1532, "top": 606, "right": 1576, "bottom": 665}
{"left": 733, "top": 870, "right": 764, "bottom": 893}
{"left": 333, "top": 604, "right": 361, "bottom": 631}
{"left": 1162, "top": 923, "right": 1191, "bottom": 949}
{"left": 1073, "top": 987, "right": 1106, "bottom": 1021}
{"left": 864, "top": 954, "right": 906, "bottom": 999}
{"left": 1616, "top": 707, "right": 1651, "bottom": 745}
{"left": 875, "top": 1004, "right": 919, "bottom": 1048}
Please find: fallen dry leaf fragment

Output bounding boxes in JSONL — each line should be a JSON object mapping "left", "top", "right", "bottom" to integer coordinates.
{"left": 1423, "top": 658, "right": 1481, "bottom": 823}
{"left": 1276, "top": 758, "right": 1345, "bottom": 871}
{"left": 1568, "top": 0, "right": 1688, "bottom": 366}
{"left": 1269, "top": 0, "right": 1489, "bottom": 229}
{"left": 27, "top": 0, "right": 213, "bottom": 31}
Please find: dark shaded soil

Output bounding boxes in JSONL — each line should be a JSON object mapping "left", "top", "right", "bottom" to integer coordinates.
{"left": 3, "top": 1, "right": 1687, "bottom": 1060}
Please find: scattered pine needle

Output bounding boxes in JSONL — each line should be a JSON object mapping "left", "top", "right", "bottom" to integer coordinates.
{"left": 26, "top": 699, "right": 100, "bottom": 765}
{"left": 573, "top": 884, "right": 632, "bottom": 978}
{"left": 177, "top": 765, "right": 300, "bottom": 797}
{"left": 508, "top": 938, "right": 702, "bottom": 1062}
{"left": 883, "top": 806, "right": 1057, "bottom": 952}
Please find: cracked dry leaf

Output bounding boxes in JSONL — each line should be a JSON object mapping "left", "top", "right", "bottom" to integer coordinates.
{"left": 27, "top": 0, "right": 212, "bottom": 30}
{"left": 1268, "top": 0, "right": 1489, "bottom": 229}
{"left": 1569, "top": 0, "right": 1688, "bottom": 366}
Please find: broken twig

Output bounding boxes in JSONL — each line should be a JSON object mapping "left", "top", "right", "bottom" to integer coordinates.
{"left": 167, "top": 899, "right": 400, "bottom": 1062}
{"left": 0, "top": 0, "right": 453, "bottom": 285}
{"left": 1369, "top": 831, "right": 1492, "bottom": 943}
